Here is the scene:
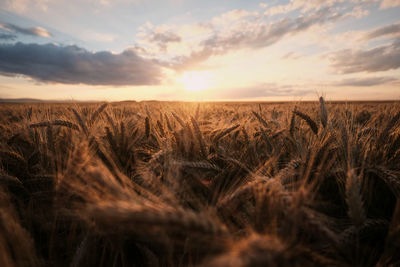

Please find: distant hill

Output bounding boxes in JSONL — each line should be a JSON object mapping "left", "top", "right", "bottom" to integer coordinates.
{"left": 0, "top": 98, "right": 47, "bottom": 103}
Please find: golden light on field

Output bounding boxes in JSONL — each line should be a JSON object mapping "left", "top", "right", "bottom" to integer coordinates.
{"left": 177, "top": 71, "right": 214, "bottom": 92}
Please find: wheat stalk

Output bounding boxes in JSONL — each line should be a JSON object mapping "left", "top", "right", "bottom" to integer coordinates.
{"left": 252, "top": 111, "right": 268, "bottom": 128}
{"left": 345, "top": 169, "right": 366, "bottom": 226}
{"left": 379, "top": 111, "right": 400, "bottom": 144}
{"left": 213, "top": 124, "right": 240, "bottom": 143}
{"left": 52, "top": 120, "right": 80, "bottom": 131}
{"left": 172, "top": 160, "right": 221, "bottom": 171}
{"left": 89, "top": 103, "right": 108, "bottom": 126}
{"left": 145, "top": 116, "right": 150, "bottom": 138}
{"left": 71, "top": 108, "right": 88, "bottom": 135}
{"left": 85, "top": 201, "right": 228, "bottom": 236}
{"left": 289, "top": 108, "right": 296, "bottom": 137}
{"left": 293, "top": 110, "right": 318, "bottom": 135}
{"left": 191, "top": 116, "right": 207, "bottom": 157}
{"left": 319, "top": 96, "right": 328, "bottom": 128}
{"left": 30, "top": 121, "right": 51, "bottom": 128}
{"left": 171, "top": 112, "right": 185, "bottom": 128}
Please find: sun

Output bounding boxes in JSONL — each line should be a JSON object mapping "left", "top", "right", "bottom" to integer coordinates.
{"left": 178, "top": 71, "right": 213, "bottom": 92}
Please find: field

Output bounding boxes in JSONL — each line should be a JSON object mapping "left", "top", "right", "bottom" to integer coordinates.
{"left": 0, "top": 99, "right": 399, "bottom": 266}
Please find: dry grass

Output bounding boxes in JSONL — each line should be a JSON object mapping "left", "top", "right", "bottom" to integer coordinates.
{"left": 0, "top": 99, "right": 399, "bottom": 266}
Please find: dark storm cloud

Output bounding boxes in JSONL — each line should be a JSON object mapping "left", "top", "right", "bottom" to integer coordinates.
{"left": 0, "top": 42, "right": 162, "bottom": 86}
{"left": 0, "top": 23, "right": 52, "bottom": 37}
{"left": 335, "top": 77, "right": 398, "bottom": 87}
{"left": 214, "top": 83, "right": 313, "bottom": 99}
{"left": 330, "top": 39, "right": 400, "bottom": 73}
{"left": 170, "top": 7, "right": 341, "bottom": 70}
{"left": 365, "top": 22, "right": 400, "bottom": 40}
{"left": 0, "top": 32, "right": 16, "bottom": 40}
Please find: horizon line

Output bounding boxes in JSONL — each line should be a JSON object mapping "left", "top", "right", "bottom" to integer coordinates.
{"left": 1, "top": 98, "right": 400, "bottom": 104}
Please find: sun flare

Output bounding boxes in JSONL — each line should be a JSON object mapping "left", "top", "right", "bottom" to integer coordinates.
{"left": 178, "top": 71, "right": 213, "bottom": 92}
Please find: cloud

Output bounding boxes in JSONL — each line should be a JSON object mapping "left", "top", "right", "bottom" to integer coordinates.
{"left": 0, "top": 42, "right": 162, "bottom": 86}
{"left": 330, "top": 39, "right": 400, "bottom": 73}
{"left": 264, "top": 0, "right": 378, "bottom": 17}
{"left": 136, "top": 6, "right": 346, "bottom": 71}
{"left": 364, "top": 22, "right": 400, "bottom": 40}
{"left": 334, "top": 77, "right": 398, "bottom": 86}
{"left": 214, "top": 83, "right": 313, "bottom": 99}
{"left": 211, "top": 9, "right": 257, "bottom": 25}
{"left": 168, "top": 7, "right": 341, "bottom": 70}
{"left": 147, "top": 30, "right": 181, "bottom": 51}
{"left": 0, "top": 0, "right": 50, "bottom": 13}
{"left": 281, "top": 51, "right": 301, "bottom": 60}
{"left": 0, "top": 23, "right": 52, "bottom": 37}
{"left": 0, "top": 0, "right": 142, "bottom": 13}
{"left": 0, "top": 32, "right": 17, "bottom": 40}
{"left": 347, "top": 5, "right": 370, "bottom": 19}
{"left": 380, "top": 0, "right": 400, "bottom": 9}
{"left": 264, "top": 0, "right": 342, "bottom": 16}
{"left": 83, "top": 32, "right": 117, "bottom": 42}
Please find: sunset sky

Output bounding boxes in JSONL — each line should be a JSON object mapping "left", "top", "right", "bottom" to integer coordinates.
{"left": 0, "top": 0, "right": 399, "bottom": 101}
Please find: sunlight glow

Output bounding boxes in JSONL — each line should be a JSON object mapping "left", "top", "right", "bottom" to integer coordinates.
{"left": 178, "top": 71, "right": 213, "bottom": 92}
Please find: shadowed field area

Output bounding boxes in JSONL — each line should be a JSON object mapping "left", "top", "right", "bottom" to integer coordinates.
{"left": 0, "top": 100, "right": 399, "bottom": 266}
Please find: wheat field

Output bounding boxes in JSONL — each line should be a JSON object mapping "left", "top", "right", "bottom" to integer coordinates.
{"left": 0, "top": 99, "right": 399, "bottom": 266}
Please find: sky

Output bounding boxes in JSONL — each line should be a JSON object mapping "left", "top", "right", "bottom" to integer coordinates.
{"left": 0, "top": 0, "right": 399, "bottom": 101}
